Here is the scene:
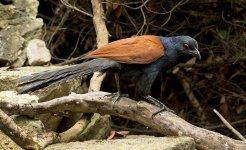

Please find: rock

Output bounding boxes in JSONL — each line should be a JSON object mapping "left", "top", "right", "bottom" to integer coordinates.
{"left": 0, "top": 66, "right": 111, "bottom": 143}
{"left": 26, "top": 39, "right": 51, "bottom": 66}
{"left": 0, "top": 90, "right": 38, "bottom": 104}
{"left": 0, "top": 2, "right": 43, "bottom": 67}
{"left": 0, "top": 66, "right": 86, "bottom": 131}
{"left": 0, "top": 90, "right": 43, "bottom": 150}
{"left": 14, "top": 0, "right": 39, "bottom": 18}
{"left": 45, "top": 136, "right": 195, "bottom": 150}
{"left": 0, "top": 66, "right": 65, "bottom": 91}
{"left": 0, "top": 30, "right": 25, "bottom": 66}
{"left": 77, "top": 113, "right": 111, "bottom": 141}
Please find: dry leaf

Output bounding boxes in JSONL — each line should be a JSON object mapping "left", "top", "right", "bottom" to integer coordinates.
{"left": 107, "top": 130, "right": 116, "bottom": 140}
{"left": 116, "top": 130, "right": 130, "bottom": 136}
{"left": 112, "top": 0, "right": 122, "bottom": 18}
{"left": 172, "top": 67, "right": 180, "bottom": 74}
{"left": 114, "top": 5, "right": 122, "bottom": 18}
{"left": 184, "top": 57, "right": 196, "bottom": 71}
{"left": 112, "top": 0, "right": 120, "bottom": 10}
{"left": 115, "top": 23, "right": 122, "bottom": 38}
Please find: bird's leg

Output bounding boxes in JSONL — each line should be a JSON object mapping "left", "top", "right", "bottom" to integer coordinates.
{"left": 143, "top": 95, "right": 174, "bottom": 118}
{"left": 106, "top": 73, "right": 128, "bottom": 105}
{"left": 115, "top": 72, "right": 121, "bottom": 96}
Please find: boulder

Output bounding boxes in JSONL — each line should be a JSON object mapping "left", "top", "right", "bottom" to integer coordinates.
{"left": 26, "top": 39, "right": 51, "bottom": 66}
{"left": 0, "top": 1, "right": 43, "bottom": 67}
{"left": 0, "top": 66, "right": 87, "bottom": 131}
{"left": 45, "top": 136, "right": 195, "bottom": 150}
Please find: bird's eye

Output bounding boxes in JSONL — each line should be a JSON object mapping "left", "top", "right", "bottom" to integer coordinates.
{"left": 183, "top": 43, "right": 189, "bottom": 49}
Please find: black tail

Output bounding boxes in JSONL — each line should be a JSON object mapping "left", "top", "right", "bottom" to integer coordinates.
{"left": 16, "top": 59, "right": 120, "bottom": 93}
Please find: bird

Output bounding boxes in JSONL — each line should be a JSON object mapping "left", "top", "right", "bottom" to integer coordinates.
{"left": 16, "top": 35, "right": 200, "bottom": 116}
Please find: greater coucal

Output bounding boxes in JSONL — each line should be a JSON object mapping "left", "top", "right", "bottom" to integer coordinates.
{"left": 16, "top": 35, "right": 200, "bottom": 114}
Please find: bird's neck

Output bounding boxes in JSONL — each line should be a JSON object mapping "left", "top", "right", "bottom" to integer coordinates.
{"left": 158, "top": 36, "right": 178, "bottom": 55}
{"left": 158, "top": 36, "right": 179, "bottom": 67}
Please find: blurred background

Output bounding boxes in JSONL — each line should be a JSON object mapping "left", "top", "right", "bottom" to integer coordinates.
{"left": 37, "top": 0, "right": 246, "bottom": 139}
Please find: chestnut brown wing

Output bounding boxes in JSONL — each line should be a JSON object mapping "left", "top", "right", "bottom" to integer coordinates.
{"left": 84, "top": 35, "right": 165, "bottom": 64}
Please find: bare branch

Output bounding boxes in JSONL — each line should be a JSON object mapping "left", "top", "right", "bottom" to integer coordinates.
{"left": 222, "top": 11, "right": 246, "bottom": 29}
{"left": 213, "top": 109, "right": 246, "bottom": 141}
{"left": 47, "top": 8, "right": 71, "bottom": 47}
{"left": 136, "top": 7, "right": 146, "bottom": 35}
{"left": 60, "top": 0, "right": 93, "bottom": 17}
{"left": 89, "top": 0, "right": 109, "bottom": 91}
{"left": 161, "top": 0, "right": 190, "bottom": 27}
{"left": 176, "top": 71, "right": 206, "bottom": 120}
{"left": 104, "top": 0, "right": 151, "bottom": 10}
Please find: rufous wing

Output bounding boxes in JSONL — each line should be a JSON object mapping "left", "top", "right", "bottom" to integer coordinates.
{"left": 84, "top": 35, "right": 165, "bottom": 64}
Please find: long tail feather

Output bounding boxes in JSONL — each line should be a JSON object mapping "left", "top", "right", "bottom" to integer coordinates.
{"left": 16, "top": 59, "right": 120, "bottom": 93}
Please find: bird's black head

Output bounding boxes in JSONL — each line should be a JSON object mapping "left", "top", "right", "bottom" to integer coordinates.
{"left": 163, "top": 36, "right": 201, "bottom": 61}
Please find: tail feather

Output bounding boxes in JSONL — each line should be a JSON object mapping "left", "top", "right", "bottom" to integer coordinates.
{"left": 16, "top": 59, "right": 120, "bottom": 93}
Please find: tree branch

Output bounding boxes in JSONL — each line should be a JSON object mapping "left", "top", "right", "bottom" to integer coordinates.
{"left": 89, "top": 0, "right": 109, "bottom": 91}
{"left": 213, "top": 109, "right": 246, "bottom": 141}
{"left": 0, "top": 109, "right": 40, "bottom": 150}
{"left": 1, "top": 92, "right": 245, "bottom": 150}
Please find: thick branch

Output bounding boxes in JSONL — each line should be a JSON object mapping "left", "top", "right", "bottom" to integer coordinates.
{"left": 89, "top": 0, "right": 109, "bottom": 91}
{"left": 59, "top": 116, "right": 90, "bottom": 142}
{"left": 1, "top": 92, "right": 245, "bottom": 150}
{"left": 62, "top": 0, "right": 110, "bottom": 135}
{"left": 35, "top": 116, "right": 90, "bottom": 148}
{"left": 0, "top": 109, "right": 40, "bottom": 150}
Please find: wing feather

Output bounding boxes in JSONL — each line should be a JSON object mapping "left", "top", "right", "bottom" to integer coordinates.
{"left": 84, "top": 35, "right": 165, "bottom": 64}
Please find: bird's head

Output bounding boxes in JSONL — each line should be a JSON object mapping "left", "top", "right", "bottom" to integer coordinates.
{"left": 164, "top": 36, "right": 201, "bottom": 61}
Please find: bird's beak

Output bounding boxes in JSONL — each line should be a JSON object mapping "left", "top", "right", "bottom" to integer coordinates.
{"left": 193, "top": 48, "right": 201, "bottom": 61}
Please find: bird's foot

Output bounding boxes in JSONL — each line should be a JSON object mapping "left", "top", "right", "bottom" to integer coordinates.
{"left": 143, "top": 95, "right": 174, "bottom": 118}
{"left": 105, "top": 92, "right": 129, "bottom": 106}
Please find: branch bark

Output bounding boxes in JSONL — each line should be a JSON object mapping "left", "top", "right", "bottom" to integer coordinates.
{"left": 89, "top": 0, "right": 109, "bottom": 91}
{"left": 61, "top": 0, "right": 110, "bottom": 137}
{"left": 0, "top": 108, "right": 40, "bottom": 150}
{"left": 1, "top": 92, "right": 245, "bottom": 150}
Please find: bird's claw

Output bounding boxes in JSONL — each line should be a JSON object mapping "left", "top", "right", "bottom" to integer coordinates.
{"left": 105, "top": 92, "right": 129, "bottom": 107}
{"left": 143, "top": 95, "right": 175, "bottom": 118}
{"left": 151, "top": 104, "right": 175, "bottom": 118}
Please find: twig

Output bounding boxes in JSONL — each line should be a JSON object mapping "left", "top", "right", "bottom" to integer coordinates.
{"left": 104, "top": 0, "right": 151, "bottom": 10}
{"left": 176, "top": 71, "right": 206, "bottom": 120}
{"left": 213, "top": 109, "right": 246, "bottom": 141}
{"left": 222, "top": 11, "right": 246, "bottom": 29}
{"left": 144, "top": 0, "right": 190, "bottom": 15}
{"left": 205, "top": 119, "right": 246, "bottom": 130}
{"left": 60, "top": 0, "right": 93, "bottom": 17}
{"left": 66, "top": 28, "right": 84, "bottom": 60}
{"left": 122, "top": 9, "right": 138, "bottom": 32}
{"left": 47, "top": 8, "right": 71, "bottom": 47}
{"left": 136, "top": 7, "right": 146, "bottom": 35}
{"left": 161, "top": 0, "right": 189, "bottom": 27}
{"left": 177, "top": 56, "right": 246, "bottom": 68}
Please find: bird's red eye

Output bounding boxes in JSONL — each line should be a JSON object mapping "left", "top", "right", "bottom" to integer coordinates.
{"left": 183, "top": 43, "right": 189, "bottom": 49}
